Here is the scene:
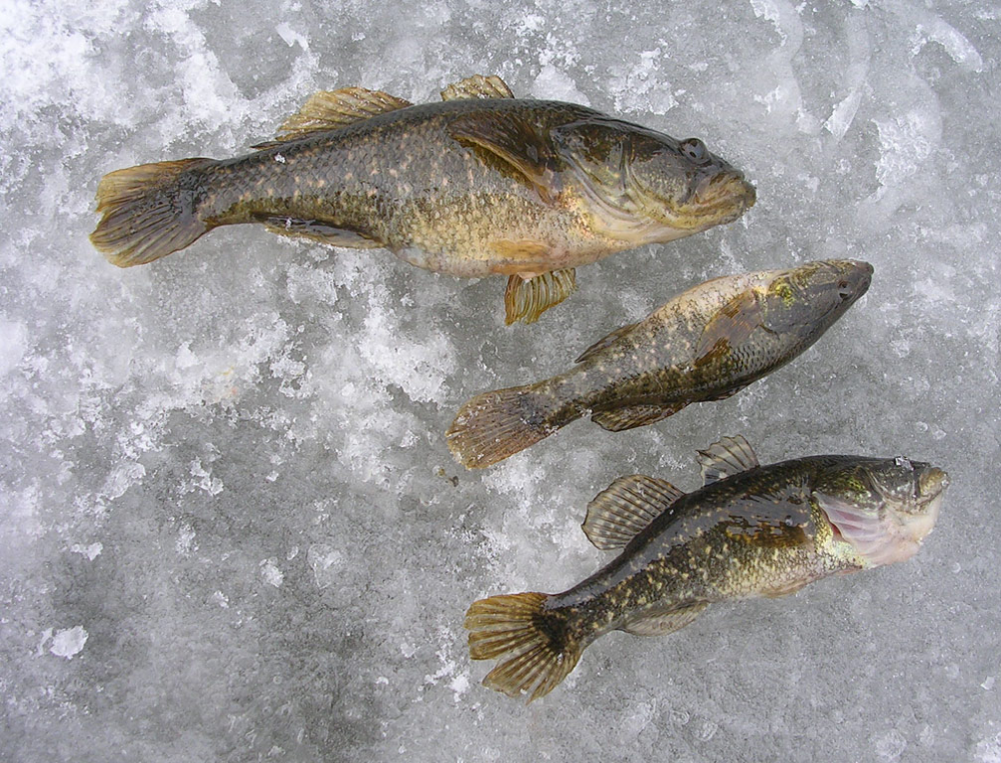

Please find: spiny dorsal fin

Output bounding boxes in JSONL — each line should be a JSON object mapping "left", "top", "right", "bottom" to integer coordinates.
{"left": 621, "top": 601, "right": 708, "bottom": 637}
{"left": 448, "top": 112, "right": 561, "bottom": 204}
{"left": 697, "top": 435, "right": 759, "bottom": 485}
{"left": 591, "top": 403, "right": 684, "bottom": 432}
{"left": 575, "top": 322, "right": 640, "bottom": 363}
{"left": 583, "top": 474, "right": 685, "bottom": 551}
{"left": 253, "top": 87, "right": 412, "bottom": 147}
{"left": 441, "top": 74, "right": 514, "bottom": 101}
{"left": 504, "top": 269, "right": 576, "bottom": 325}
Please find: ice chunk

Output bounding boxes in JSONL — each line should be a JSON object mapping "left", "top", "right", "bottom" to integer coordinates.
{"left": 49, "top": 626, "right": 88, "bottom": 659}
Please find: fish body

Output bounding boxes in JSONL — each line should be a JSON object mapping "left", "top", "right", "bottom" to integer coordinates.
{"left": 91, "top": 75, "right": 755, "bottom": 324}
{"left": 447, "top": 260, "right": 873, "bottom": 467}
{"left": 465, "top": 436, "right": 949, "bottom": 701}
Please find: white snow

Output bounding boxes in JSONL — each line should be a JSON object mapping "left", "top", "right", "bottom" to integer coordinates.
{"left": 48, "top": 626, "right": 88, "bottom": 659}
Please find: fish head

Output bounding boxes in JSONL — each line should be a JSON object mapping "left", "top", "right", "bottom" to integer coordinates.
{"left": 757, "top": 260, "right": 873, "bottom": 345}
{"left": 623, "top": 131, "right": 756, "bottom": 235}
{"left": 812, "top": 457, "right": 949, "bottom": 567}
{"left": 556, "top": 120, "right": 755, "bottom": 243}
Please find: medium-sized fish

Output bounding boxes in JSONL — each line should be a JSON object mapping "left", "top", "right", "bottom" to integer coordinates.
{"left": 90, "top": 75, "right": 755, "bottom": 324}
{"left": 465, "top": 436, "right": 949, "bottom": 701}
{"left": 447, "top": 260, "right": 873, "bottom": 468}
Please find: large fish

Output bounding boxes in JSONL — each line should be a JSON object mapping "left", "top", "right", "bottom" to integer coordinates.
{"left": 90, "top": 75, "right": 755, "bottom": 324}
{"left": 465, "top": 436, "right": 949, "bottom": 701}
{"left": 447, "top": 260, "right": 873, "bottom": 467}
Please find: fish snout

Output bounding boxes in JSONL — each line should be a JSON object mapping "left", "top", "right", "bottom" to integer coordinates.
{"left": 837, "top": 260, "right": 873, "bottom": 301}
{"left": 693, "top": 170, "right": 756, "bottom": 210}
{"left": 918, "top": 466, "right": 950, "bottom": 500}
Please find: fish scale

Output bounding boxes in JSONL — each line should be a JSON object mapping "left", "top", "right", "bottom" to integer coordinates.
{"left": 91, "top": 74, "right": 754, "bottom": 324}
{"left": 447, "top": 260, "right": 874, "bottom": 468}
{"left": 465, "top": 437, "right": 949, "bottom": 701}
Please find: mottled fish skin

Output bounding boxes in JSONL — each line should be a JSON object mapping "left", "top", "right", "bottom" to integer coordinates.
{"left": 447, "top": 260, "right": 873, "bottom": 468}
{"left": 464, "top": 437, "right": 949, "bottom": 701}
{"left": 90, "top": 75, "right": 755, "bottom": 323}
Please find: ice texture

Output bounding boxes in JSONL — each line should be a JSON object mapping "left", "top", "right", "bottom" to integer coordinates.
{"left": 1, "top": 1, "right": 999, "bottom": 761}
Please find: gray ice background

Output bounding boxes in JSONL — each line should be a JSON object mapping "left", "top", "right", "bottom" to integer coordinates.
{"left": 1, "top": 1, "right": 999, "bottom": 761}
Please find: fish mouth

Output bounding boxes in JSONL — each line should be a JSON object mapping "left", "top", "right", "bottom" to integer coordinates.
{"left": 686, "top": 171, "right": 756, "bottom": 225}
{"left": 843, "top": 260, "right": 874, "bottom": 300}
{"left": 818, "top": 259, "right": 872, "bottom": 309}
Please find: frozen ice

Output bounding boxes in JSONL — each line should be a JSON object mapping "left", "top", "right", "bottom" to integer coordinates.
{"left": 1, "top": 0, "right": 999, "bottom": 761}
{"left": 48, "top": 626, "right": 88, "bottom": 660}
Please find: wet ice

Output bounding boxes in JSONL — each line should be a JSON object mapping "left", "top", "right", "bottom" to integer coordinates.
{"left": 1, "top": 1, "right": 999, "bottom": 761}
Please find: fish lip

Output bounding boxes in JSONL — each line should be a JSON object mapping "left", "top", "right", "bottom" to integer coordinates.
{"left": 692, "top": 171, "right": 756, "bottom": 212}
{"left": 849, "top": 260, "right": 875, "bottom": 277}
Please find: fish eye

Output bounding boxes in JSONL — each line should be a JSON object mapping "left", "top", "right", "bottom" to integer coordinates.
{"left": 837, "top": 280, "right": 852, "bottom": 299}
{"left": 680, "top": 138, "right": 708, "bottom": 163}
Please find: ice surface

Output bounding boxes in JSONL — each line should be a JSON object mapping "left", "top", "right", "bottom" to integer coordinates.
{"left": 1, "top": 0, "right": 999, "bottom": 761}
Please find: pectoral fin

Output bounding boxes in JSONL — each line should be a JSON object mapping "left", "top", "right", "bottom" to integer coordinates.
{"left": 252, "top": 88, "right": 412, "bottom": 147}
{"left": 257, "top": 215, "right": 383, "bottom": 248}
{"left": 504, "top": 269, "right": 577, "bottom": 325}
{"left": 591, "top": 403, "right": 684, "bottom": 432}
{"left": 583, "top": 474, "right": 686, "bottom": 551}
{"left": 694, "top": 289, "right": 762, "bottom": 367}
{"left": 575, "top": 322, "right": 640, "bottom": 363}
{"left": 449, "top": 113, "right": 561, "bottom": 204}
{"left": 621, "top": 602, "right": 708, "bottom": 637}
{"left": 441, "top": 74, "right": 514, "bottom": 101}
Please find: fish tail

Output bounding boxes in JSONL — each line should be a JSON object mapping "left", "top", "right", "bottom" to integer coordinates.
{"left": 91, "top": 158, "right": 215, "bottom": 267}
{"left": 465, "top": 592, "right": 581, "bottom": 702}
{"left": 446, "top": 383, "right": 569, "bottom": 469}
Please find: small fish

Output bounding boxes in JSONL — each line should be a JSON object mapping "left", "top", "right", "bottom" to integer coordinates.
{"left": 447, "top": 260, "right": 873, "bottom": 468}
{"left": 465, "top": 436, "right": 949, "bottom": 701}
{"left": 90, "top": 75, "right": 755, "bottom": 324}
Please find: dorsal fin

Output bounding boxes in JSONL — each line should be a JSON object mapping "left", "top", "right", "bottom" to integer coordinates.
{"left": 583, "top": 475, "right": 685, "bottom": 551}
{"left": 590, "top": 403, "right": 684, "bottom": 432}
{"left": 441, "top": 74, "right": 514, "bottom": 101}
{"left": 448, "top": 112, "right": 560, "bottom": 204}
{"left": 697, "top": 435, "right": 759, "bottom": 485}
{"left": 253, "top": 87, "right": 412, "bottom": 147}
{"left": 575, "top": 322, "right": 640, "bottom": 363}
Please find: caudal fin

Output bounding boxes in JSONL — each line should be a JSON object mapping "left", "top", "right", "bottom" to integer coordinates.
{"left": 465, "top": 592, "right": 581, "bottom": 702}
{"left": 91, "top": 158, "right": 214, "bottom": 267}
{"left": 446, "top": 385, "right": 567, "bottom": 469}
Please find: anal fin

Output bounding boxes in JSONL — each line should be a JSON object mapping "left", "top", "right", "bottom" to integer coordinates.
{"left": 257, "top": 215, "right": 383, "bottom": 248}
{"left": 621, "top": 601, "right": 708, "bottom": 637}
{"left": 706, "top": 384, "right": 749, "bottom": 402}
{"left": 504, "top": 268, "right": 577, "bottom": 325}
{"left": 591, "top": 403, "right": 684, "bottom": 432}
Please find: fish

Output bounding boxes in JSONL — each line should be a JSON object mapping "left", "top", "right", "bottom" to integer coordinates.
{"left": 90, "top": 74, "right": 755, "bottom": 324}
{"left": 447, "top": 260, "right": 873, "bottom": 468}
{"left": 464, "top": 435, "right": 949, "bottom": 701}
